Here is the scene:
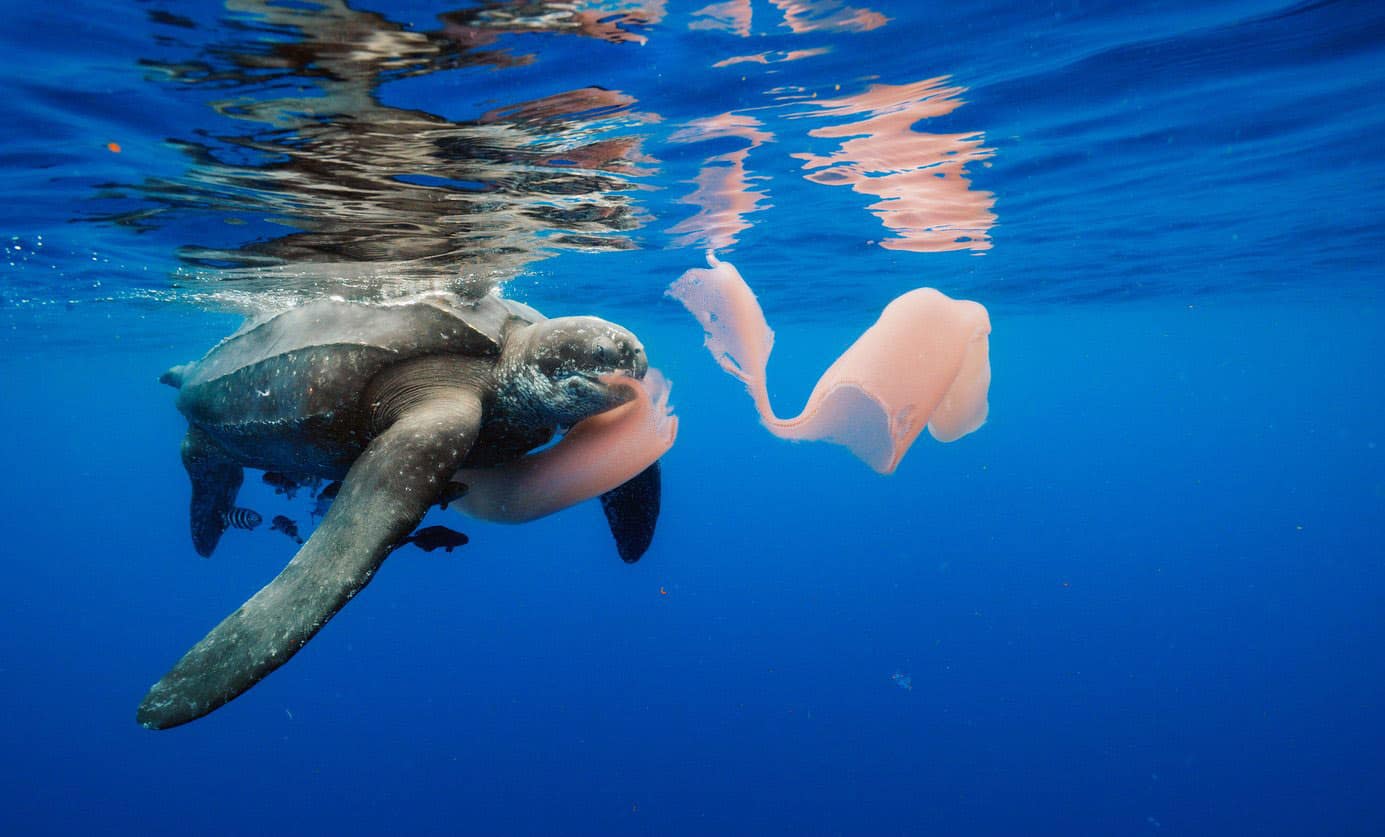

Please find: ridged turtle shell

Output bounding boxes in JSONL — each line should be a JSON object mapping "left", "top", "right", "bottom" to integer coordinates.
{"left": 177, "top": 293, "right": 538, "bottom": 470}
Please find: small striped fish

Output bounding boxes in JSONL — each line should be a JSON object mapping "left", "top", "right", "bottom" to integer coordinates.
{"left": 223, "top": 507, "right": 263, "bottom": 531}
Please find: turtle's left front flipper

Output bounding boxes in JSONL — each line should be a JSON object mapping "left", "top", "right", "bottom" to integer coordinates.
{"left": 138, "top": 386, "right": 483, "bottom": 730}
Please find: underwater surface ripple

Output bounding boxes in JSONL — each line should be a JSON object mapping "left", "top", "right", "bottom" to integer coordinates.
{"left": 2, "top": 0, "right": 1380, "bottom": 326}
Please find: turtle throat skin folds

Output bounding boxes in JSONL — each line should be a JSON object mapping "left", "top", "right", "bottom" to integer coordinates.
{"left": 497, "top": 315, "right": 648, "bottom": 428}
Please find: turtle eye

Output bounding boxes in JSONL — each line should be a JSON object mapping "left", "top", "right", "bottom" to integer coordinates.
{"left": 534, "top": 353, "right": 561, "bottom": 378}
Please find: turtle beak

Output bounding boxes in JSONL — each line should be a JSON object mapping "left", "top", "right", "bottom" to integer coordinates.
{"left": 628, "top": 342, "right": 648, "bottom": 380}
{"left": 604, "top": 330, "right": 646, "bottom": 380}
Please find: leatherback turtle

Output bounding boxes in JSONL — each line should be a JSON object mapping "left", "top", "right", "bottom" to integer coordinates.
{"left": 139, "top": 292, "right": 661, "bottom": 729}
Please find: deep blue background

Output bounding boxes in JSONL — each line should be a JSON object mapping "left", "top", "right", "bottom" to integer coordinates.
{"left": 2, "top": 1, "right": 1384, "bottom": 834}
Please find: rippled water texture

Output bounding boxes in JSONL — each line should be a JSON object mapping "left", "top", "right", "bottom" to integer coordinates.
{"left": 8, "top": 0, "right": 1377, "bottom": 326}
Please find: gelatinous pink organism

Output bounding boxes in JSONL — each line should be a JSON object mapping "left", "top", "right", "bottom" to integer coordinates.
{"left": 668, "top": 255, "right": 989, "bottom": 474}
{"left": 454, "top": 370, "right": 678, "bottom": 523}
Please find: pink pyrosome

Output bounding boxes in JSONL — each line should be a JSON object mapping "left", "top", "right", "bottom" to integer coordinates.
{"left": 454, "top": 370, "right": 678, "bottom": 523}
{"left": 668, "top": 255, "right": 989, "bottom": 474}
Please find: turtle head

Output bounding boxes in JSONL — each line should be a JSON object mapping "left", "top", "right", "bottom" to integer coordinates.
{"left": 499, "top": 316, "right": 648, "bottom": 427}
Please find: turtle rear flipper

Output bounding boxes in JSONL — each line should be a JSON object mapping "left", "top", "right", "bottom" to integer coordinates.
{"left": 159, "top": 362, "right": 194, "bottom": 389}
{"left": 181, "top": 427, "right": 244, "bottom": 558}
{"left": 600, "top": 460, "right": 661, "bottom": 563}
{"left": 139, "top": 386, "right": 484, "bottom": 730}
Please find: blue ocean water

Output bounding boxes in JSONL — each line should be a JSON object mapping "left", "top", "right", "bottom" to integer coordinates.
{"left": 2, "top": 0, "right": 1384, "bottom": 833}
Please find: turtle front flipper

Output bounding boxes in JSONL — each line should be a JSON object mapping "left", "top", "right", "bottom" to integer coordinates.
{"left": 139, "top": 385, "right": 484, "bottom": 730}
{"left": 600, "top": 460, "right": 661, "bottom": 563}
{"left": 181, "top": 427, "right": 244, "bottom": 558}
{"left": 159, "top": 362, "right": 194, "bottom": 389}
